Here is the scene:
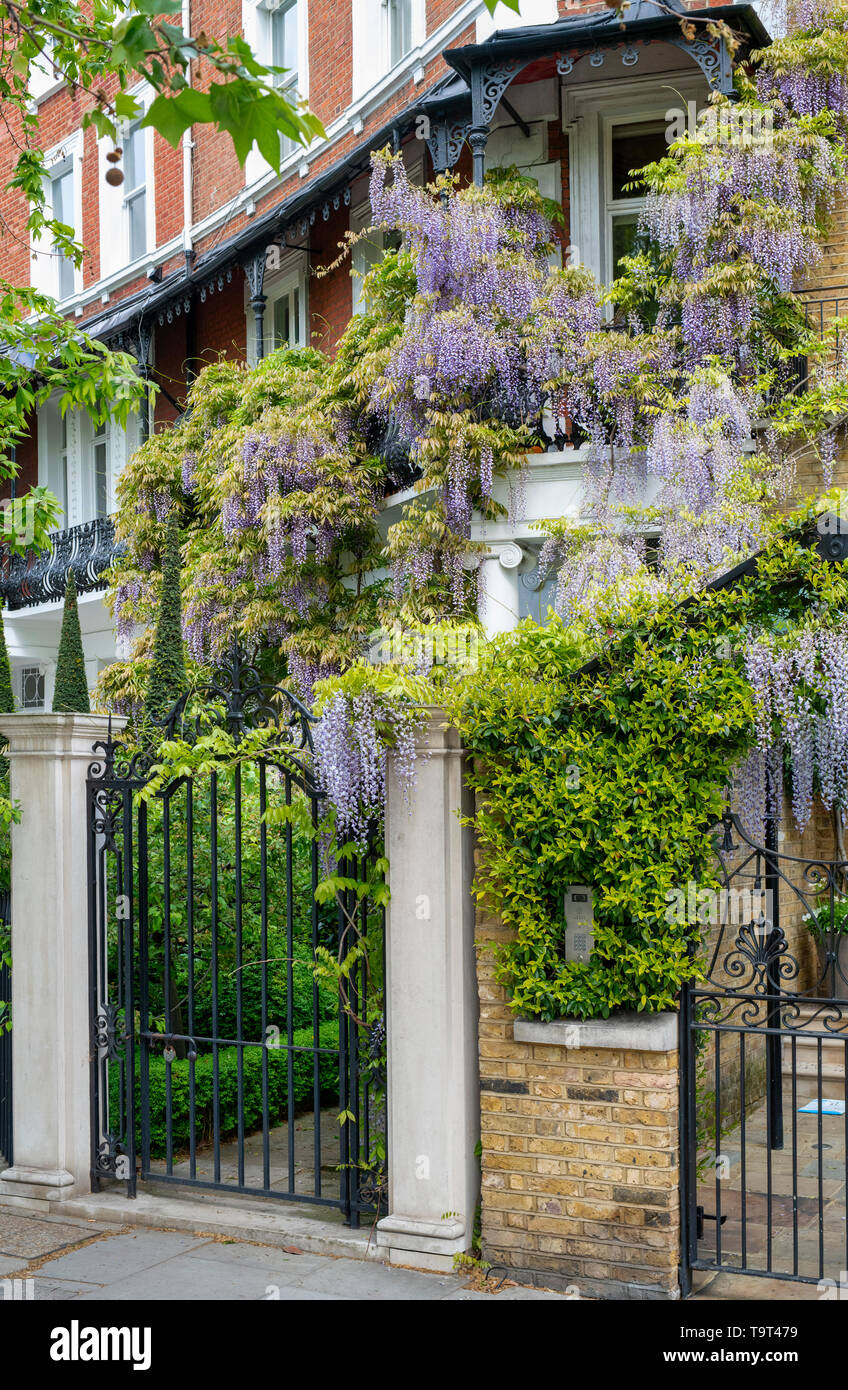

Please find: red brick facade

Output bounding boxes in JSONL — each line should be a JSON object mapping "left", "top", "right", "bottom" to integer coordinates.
{"left": 1, "top": 1, "right": 736, "bottom": 436}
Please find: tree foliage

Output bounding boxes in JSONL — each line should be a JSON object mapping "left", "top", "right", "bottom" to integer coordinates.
{"left": 0, "top": 0, "right": 324, "bottom": 535}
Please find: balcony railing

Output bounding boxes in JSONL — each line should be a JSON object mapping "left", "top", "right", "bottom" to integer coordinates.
{"left": 0, "top": 515, "right": 122, "bottom": 612}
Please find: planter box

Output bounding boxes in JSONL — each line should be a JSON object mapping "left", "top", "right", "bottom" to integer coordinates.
{"left": 513, "top": 1011, "right": 678, "bottom": 1052}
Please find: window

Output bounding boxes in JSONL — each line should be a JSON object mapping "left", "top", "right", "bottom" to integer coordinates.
{"left": 271, "top": 284, "right": 302, "bottom": 349}
{"left": 387, "top": 0, "right": 412, "bottom": 66}
{"left": 124, "top": 120, "right": 147, "bottom": 263}
{"left": 50, "top": 166, "right": 76, "bottom": 301}
{"left": 606, "top": 119, "right": 668, "bottom": 279}
{"left": 20, "top": 667, "right": 45, "bottom": 711}
{"left": 566, "top": 83, "right": 704, "bottom": 288}
{"left": 243, "top": 0, "right": 307, "bottom": 182}
{"left": 352, "top": 0, "right": 423, "bottom": 98}
{"left": 271, "top": 0, "right": 300, "bottom": 159}
{"left": 28, "top": 34, "right": 61, "bottom": 102}
{"left": 98, "top": 92, "right": 155, "bottom": 276}
{"left": 31, "top": 136, "right": 82, "bottom": 300}
{"left": 271, "top": 0, "right": 299, "bottom": 85}
{"left": 92, "top": 423, "right": 109, "bottom": 517}
{"left": 350, "top": 185, "right": 412, "bottom": 315}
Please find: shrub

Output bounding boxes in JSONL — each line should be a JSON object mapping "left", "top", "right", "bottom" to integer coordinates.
{"left": 187, "top": 937, "right": 338, "bottom": 1042}
{"left": 114, "top": 1018, "right": 340, "bottom": 1159}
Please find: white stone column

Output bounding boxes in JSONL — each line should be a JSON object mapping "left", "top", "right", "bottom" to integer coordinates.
{"left": 0, "top": 713, "right": 124, "bottom": 1209}
{"left": 376, "top": 709, "right": 480, "bottom": 1272}
{"left": 477, "top": 543, "right": 524, "bottom": 637}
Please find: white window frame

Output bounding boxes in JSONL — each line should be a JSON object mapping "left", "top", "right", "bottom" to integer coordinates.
{"left": 97, "top": 85, "right": 157, "bottom": 278}
{"left": 38, "top": 395, "right": 79, "bottom": 525}
{"left": 350, "top": 201, "right": 388, "bottom": 316}
{"left": 352, "top": 0, "right": 425, "bottom": 100}
{"left": 18, "top": 665, "right": 46, "bottom": 712}
{"left": 386, "top": 0, "right": 414, "bottom": 68}
{"left": 603, "top": 111, "right": 673, "bottom": 288}
{"left": 566, "top": 72, "right": 706, "bottom": 287}
{"left": 246, "top": 250, "right": 309, "bottom": 363}
{"left": 243, "top": 0, "right": 309, "bottom": 186}
{"left": 38, "top": 395, "right": 140, "bottom": 526}
{"left": 30, "top": 132, "right": 84, "bottom": 303}
{"left": 28, "top": 34, "right": 64, "bottom": 104}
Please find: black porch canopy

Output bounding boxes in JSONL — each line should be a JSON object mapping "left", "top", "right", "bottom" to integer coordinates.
{"left": 425, "top": 0, "right": 770, "bottom": 183}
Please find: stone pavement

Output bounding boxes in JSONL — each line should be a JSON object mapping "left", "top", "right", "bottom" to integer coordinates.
{"left": 1, "top": 1201, "right": 831, "bottom": 1300}
{"left": 0, "top": 1207, "right": 569, "bottom": 1301}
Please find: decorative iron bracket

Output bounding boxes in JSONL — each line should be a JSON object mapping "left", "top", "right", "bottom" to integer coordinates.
{"left": 426, "top": 116, "right": 472, "bottom": 175}
{"left": 668, "top": 31, "right": 734, "bottom": 95}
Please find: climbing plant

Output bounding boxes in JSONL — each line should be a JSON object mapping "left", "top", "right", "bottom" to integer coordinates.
{"left": 98, "top": 1, "right": 848, "bottom": 1023}
{"left": 450, "top": 509, "right": 848, "bottom": 1019}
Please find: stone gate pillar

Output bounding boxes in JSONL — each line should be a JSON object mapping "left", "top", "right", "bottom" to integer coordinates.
{"left": 0, "top": 713, "right": 123, "bottom": 1209}
{"left": 376, "top": 709, "right": 480, "bottom": 1271}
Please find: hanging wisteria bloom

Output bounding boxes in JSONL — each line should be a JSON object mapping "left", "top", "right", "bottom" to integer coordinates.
{"left": 312, "top": 685, "right": 424, "bottom": 850}
{"left": 743, "top": 621, "right": 848, "bottom": 832}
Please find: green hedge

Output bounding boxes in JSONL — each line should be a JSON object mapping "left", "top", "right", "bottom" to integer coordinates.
{"left": 113, "top": 1019, "right": 340, "bottom": 1159}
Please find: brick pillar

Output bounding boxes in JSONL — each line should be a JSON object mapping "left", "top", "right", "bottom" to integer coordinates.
{"left": 477, "top": 907, "right": 681, "bottom": 1300}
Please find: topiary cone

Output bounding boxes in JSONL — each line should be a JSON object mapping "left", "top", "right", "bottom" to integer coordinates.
{"left": 52, "top": 570, "right": 90, "bottom": 713}
{"left": 144, "top": 509, "right": 187, "bottom": 726}
{"left": 0, "top": 600, "right": 14, "bottom": 717}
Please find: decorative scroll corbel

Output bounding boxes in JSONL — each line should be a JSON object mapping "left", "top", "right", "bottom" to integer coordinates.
{"left": 242, "top": 245, "right": 270, "bottom": 361}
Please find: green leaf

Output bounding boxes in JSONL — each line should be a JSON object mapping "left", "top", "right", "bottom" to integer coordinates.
{"left": 142, "top": 89, "right": 212, "bottom": 147}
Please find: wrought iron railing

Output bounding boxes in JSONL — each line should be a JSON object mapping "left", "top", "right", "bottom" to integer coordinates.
{"left": 764, "top": 286, "right": 848, "bottom": 405}
{"left": 0, "top": 515, "right": 122, "bottom": 612}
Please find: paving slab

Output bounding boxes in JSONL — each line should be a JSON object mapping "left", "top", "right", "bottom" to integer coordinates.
{"left": 62, "top": 1189, "right": 367, "bottom": 1259}
{"left": 30, "top": 1230, "right": 210, "bottom": 1285}
{"left": 30, "top": 1279, "right": 103, "bottom": 1301}
{"left": 181, "top": 1241, "right": 329, "bottom": 1279}
{"left": 690, "top": 1269, "right": 823, "bottom": 1300}
{"left": 294, "top": 1258, "right": 459, "bottom": 1300}
{"left": 0, "top": 1217, "right": 574, "bottom": 1301}
{"left": 0, "top": 1213, "right": 98, "bottom": 1260}
{"left": 72, "top": 1253, "right": 296, "bottom": 1302}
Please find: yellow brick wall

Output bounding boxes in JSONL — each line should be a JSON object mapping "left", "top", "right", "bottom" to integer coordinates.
{"left": 476, "top": 907, "right": 680, "bottom": 1300}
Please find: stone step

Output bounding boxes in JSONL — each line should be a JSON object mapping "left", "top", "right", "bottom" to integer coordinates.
{"left": 781, "top": 1008, "right": 847, "bottom": 1080}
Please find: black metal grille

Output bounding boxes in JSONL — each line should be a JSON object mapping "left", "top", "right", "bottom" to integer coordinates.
{"left": 88, "top": 650, "right": 386, "bottom": 1225}
{"left": 0, "top": 889, "right": 11, "bottom": 1169}
{"left": 0, "top": 515, "right": 121, "bottom": 612}
{"left": 680, "top": 811, "right": 848, "bottom": 1292}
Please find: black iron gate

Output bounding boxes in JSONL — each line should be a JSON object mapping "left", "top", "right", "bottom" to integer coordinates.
{"left": 680, "top": 810, "right": 848, "bottom": 1292}
{"left": 88, "top": 651, "right": 386, "bottom": 1225}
